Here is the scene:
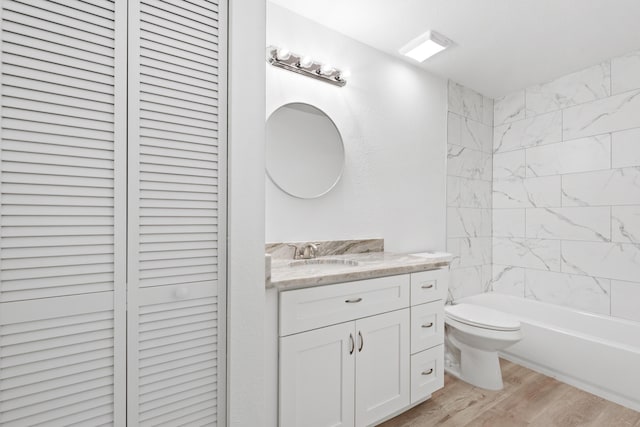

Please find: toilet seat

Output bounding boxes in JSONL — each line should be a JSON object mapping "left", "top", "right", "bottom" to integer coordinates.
{"left": 445, "top": 303, "right": 520, "bottom": 331}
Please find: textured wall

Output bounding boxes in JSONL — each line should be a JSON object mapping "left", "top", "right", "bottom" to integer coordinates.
{"left": 266, "top": 3, "right": 447, "bottom": 253}
{"left": 446, "top": 81, "right": 494, "bottom": 301}
{"left": 491, "top": 49, "right": 640, "bottom": 322}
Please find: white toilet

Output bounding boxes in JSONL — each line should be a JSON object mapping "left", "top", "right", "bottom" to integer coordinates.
{"left": 444, "top": 303, "right": 523, "bottom": 390}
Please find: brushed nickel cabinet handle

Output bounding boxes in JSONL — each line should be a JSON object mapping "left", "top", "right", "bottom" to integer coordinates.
{"left": 349, "top": 333, "right": 355, "bottom": 355}
{"left": 422, "top": 368, "right": 434, "bottom": 376}
{"left": 358, "top": 331, "right": 364, "bottom": 352}
{"left": 421, "top": 322, "right": 434, "bottom": 328}
{"left": 421, "top": 283, "right": 434, "bottom": 289}
{"left": 345, "top": 297, "right": 363, "bottom": 303}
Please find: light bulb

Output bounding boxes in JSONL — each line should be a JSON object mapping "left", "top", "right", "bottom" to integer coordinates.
{"left": 276, "top": 48, "right": 290, "bottom": 60}
{"left": 299, "top": 56, "right": 313, "bottom": 68}
{"left": 337, "top": 68, "right": 351, "bottom": 80}
{"left": 319, "top": 63, "right": 334, "bottom": 76}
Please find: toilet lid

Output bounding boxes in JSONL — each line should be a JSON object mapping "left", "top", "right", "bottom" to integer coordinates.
{"left": 445, "top": 303, "right": 520, "bottom": 331}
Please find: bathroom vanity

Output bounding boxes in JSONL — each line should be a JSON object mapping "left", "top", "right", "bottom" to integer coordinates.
{"left": 266, "top": 240, "right": 451, "bottom": 427}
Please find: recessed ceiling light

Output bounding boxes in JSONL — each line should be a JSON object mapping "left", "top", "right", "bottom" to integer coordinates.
{"left": 399, "top": 30, "right": 451, "bottom": 62}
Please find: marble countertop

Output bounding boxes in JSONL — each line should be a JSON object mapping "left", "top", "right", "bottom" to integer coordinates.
{"left": 268, "top": 251, "right": 452, "bottom": 291}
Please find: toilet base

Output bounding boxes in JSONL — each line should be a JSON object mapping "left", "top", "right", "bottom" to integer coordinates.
{"left": 460, "top": 345, "right": 503, "bottom": 390}
{"left": 449, "top": 336, "right": 504, "bottom": 390}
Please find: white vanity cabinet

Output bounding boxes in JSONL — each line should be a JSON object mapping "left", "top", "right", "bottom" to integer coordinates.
{"left": 278, "top": 268, "right": 448, "bottom": 427}
{"left": 354, "top": 309, "right": 410, "bottom": 425}
{"left": 280, "top": 322, "right": 356, "bottom": 427}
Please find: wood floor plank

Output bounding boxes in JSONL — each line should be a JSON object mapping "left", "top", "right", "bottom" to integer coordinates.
{"left": 528, "top": 384, "right": 607, "bottom": 426}
{"left": 587, "top": 403, "right": 640, "bottom": 427}
{"left": 379, "top": 359, "right": 639, "bottom": 427}
{"left": 463, "top": 408, "right": 527, "bottom": 427}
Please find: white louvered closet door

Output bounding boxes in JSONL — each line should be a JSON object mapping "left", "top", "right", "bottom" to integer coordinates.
{"left": 127, "top": 0, "right": 226, "bottom": 426}
{"left": 0, "top": 0, "right": 127, "bottom": 426}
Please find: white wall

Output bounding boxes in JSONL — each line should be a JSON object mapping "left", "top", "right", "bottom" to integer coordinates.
{"left": 227, "top": 0, "right": 266, "bottom": 425}
{"left": 266, "top": 3, "right": 447, "bottom": 253}
{"left": 491, "top": 49, "right": 640, "bottom": 322}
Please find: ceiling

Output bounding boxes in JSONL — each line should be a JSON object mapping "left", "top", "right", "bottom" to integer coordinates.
{"left": 268, "top": 0, "right": 640, "bottom": 98}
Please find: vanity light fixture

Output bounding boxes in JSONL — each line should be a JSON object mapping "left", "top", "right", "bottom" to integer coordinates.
{"left": 399, "top": 30, "right": 452, "bottom": 62}
{"left": 266, "top": 46, "right": 347, "bottom": 87}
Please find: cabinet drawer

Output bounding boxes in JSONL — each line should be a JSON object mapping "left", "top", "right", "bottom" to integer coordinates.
{"left": 410, "top": 345, "right": 444, "bottom": 404}
{"left": 410, "top": 268, "right": 448, "bottom": 305}
{"left": 280, "top": 274, "right": 410, "bottom": 336}
{"left": 410, "top": 301, "right": 444, "bottom": 354}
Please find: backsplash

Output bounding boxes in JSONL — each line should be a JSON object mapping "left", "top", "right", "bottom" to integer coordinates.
{"left": 265, "top": 238, "right": 384, "bottom": 259}
{"left": 446, "top": 81, "right": 494, "bottom": 300}
{"left": 491, "top": 48, "right": 640, "bottom": 322}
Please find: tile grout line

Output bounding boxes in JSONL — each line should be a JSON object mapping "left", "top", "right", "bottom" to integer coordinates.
{"left": 610, "top": 205, "right": 613, "bottom": 316}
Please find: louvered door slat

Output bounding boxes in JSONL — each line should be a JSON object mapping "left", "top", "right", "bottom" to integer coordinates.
{"left": 143, "top": 401, "right": 217, "bottom": 427}
{"left": 3, "top": 86, "right": 113, "bottom": 114}
{"left": 3, "top": 1, "right": 113, "bottom": 37}
{"left": 140, "top": 1, "right": 216, "bottom": 36}
{"left": 3, "top": 19, "right": 114, "bottom": 56}
{"left": 11, "top": 0, "right": 114, "bottom": 28}
{"left": 2, "top": 145, "right": 113, "bottom": 164}
{"left": 46, "top": 0, "right": 114, "bottom": 19}
{"left": 140, "top": 26, "right": 216, "bottom": 59}
{"left": 2, "top": 76, "right": 114, "bottom": 105}
{"left": 140, "top": 20, "right": 218, "bottom": 52}
{"left": 2, "top": 9, "right": 113, "bottom": 47}
{"left": 141, "top": 127, "right": 217, "bottom": 147}
{"left": 3, "top": 108, "right": 114, "bottom": 132}
{"left": 3, "top": 98, "right": 114, "bottom": 123}
{"left": 140, "top": 99, "right": 218, "bottom": 123}
{"left": 139, "top": 11, "right": 215, "bottom": 45}
{"left": 1, "top": 0, "right": 126, "bottom": 424}
{"left": 141, "top": 105, "right": 218, "bottom": 129}
{"left": 3, "top": 33, "right": 114, "bottom": 69}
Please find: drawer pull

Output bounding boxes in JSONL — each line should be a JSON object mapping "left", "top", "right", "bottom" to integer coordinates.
{"left": 358, "top": 331, "right": 364, "bottom": 352}
{"left": 421, "top": 283, "right": 434, "bottom": 289}
{"left": 421, "top": 322, "right": 434, "bottom": 328}
{"left": 345, "top": 297, "right": 363, "bottom": 303}
{"left": 422, "top": 368, "right": 434, "bottom": 376}
{"left": 349, "top": 333, "right": 355, "bottom": 355}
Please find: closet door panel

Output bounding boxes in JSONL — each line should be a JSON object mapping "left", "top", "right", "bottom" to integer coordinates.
{"left": 137, "top": 282, "right": 218, "bottom": 426}
{"left": 0, "top": 0, "right": 127, "bottom": 424}
{"left": 0, "top": 294, "right": 117, "bottom": 426}
{"left": 0, "top": 0, "right": 125, "bottom": 300}
{"left": 128, "top": 0, "right": 226, "bottom": 425}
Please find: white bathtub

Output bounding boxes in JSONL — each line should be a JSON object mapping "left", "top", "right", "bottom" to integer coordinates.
{"left": 459, "top": 293, "right": 640, "bottom": 412}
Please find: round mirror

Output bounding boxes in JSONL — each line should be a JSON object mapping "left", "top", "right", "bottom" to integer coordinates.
{"left": 266, "top": 103, "right": 345, "bottom": 199}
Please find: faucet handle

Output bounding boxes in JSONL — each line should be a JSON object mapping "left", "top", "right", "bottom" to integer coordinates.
{"left": 287, "top": 243, "right": 303, "bottom": 260}
{"left": 307, "top": 242, "right": 320, "bottom": 258}
{"left": 288, "top": 242, "right": 322, "bottom": 259}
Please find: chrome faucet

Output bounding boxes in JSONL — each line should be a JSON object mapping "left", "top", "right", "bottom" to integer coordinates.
{"left": 288, "top": 243, "right": 320, "bottom": 260}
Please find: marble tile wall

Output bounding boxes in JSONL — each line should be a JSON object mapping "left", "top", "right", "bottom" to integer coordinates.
{"left": 491, "top": 48, "right": 640, "bottom": 322}
{"left": 447, "top": 81, "right": 493, "bottom": 301}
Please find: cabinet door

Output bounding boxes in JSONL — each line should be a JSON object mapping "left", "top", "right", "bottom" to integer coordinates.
{"left": 126, "top": 0, "right": 226, "bottom": 425}
{"left": 280, "top": 322, "right": 356, "bottom": 427}
{"left": 0, "top": 0, "right": 127, "bottom": 424}
{"left": 410, "top": 268, "right": 448, "bottom": 305}
{"left": 411, "top": 345, "right": 444, "bottom": 404}
{"left": 355, "top": 309, "right": 410, "bottom": 426}
{"left": 410, "top": 300, "right": 444, "bottom": 354}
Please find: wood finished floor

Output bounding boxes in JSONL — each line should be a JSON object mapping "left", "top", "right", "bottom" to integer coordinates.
{"left": 380, "top": 359, "right": 640, "bottom": 427}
